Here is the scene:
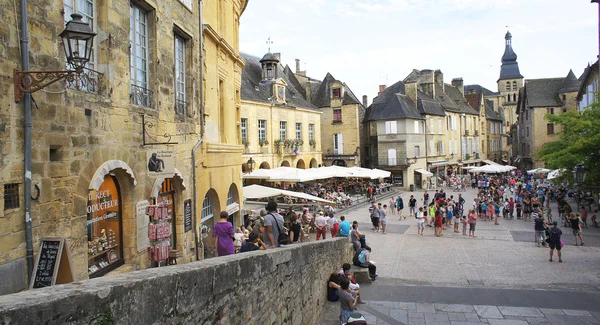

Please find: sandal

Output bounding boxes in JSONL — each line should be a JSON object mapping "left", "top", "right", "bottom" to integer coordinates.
{"left": 549, "top": 259, "right": 552, "bottom": 262}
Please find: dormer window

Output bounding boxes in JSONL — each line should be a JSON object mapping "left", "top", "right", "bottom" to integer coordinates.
{"left": 278, "top": 86, "right": 285, "bottom": 100}
{"left": 267, "top": 67, "right": 274, "bottom": 79}
{"left": 332, "top": 87, "right": 341, "bottom": 99}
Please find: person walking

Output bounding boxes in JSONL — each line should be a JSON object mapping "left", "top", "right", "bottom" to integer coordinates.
{"left": 397, "top": 196, "right": 405, "bottom": 220}
{"left": 389, "top": 196, "right": 396, "bottom": 215}
{"left": 263, "top": 201, "right": 286, "bottom": 248}
{"left": 408, "top": 195, "right": 417, "bottom": 218}
{"left": 570, "top": 213, "right": 585, "bottom": 246}
{"left": 548, "top": 221, "right": 563, "bottom": 262}
{"left": 380, "top": 205, "right": 388, "bottom": 234}
{"left": 370, "top": 203, "right": 381, "bottom": 232}
{"left": 416, "top": 207, "right": 425, "bottom": 238}
{"left": 534, "top": 209, "right": 547, "bottom": 247}
{"left": 212, "top": 211, "right": 235, "bottom": 256}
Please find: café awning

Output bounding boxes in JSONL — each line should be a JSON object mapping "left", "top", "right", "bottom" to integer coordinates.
{"left": 415, "top": 169, "right": 434, "bottom": 177}
{"left": 242, "top": 184, "right": 336, "bottom": 205}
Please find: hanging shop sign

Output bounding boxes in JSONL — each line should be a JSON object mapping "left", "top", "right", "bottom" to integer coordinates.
{"left": 147, "top": 150, "right": 175, "bottom": 178}
{"left": 30, "top": 238, "right": 75, "bottom": 289}
{"left": 184, "top": 199, "right": 192, "bottom": 233}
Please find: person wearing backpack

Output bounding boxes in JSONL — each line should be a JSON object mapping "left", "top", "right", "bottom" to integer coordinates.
{"left": 548, "top": 221, "right": 563, "bottom": 263}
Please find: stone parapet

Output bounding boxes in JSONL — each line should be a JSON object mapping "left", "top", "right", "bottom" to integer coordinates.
{"left": 0, "top": 238, "right": 353, "bottom": 325}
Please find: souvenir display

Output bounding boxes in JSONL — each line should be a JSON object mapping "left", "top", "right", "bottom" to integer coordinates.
{"left": 147, "top": 203, "right": 171, "bottom": 262}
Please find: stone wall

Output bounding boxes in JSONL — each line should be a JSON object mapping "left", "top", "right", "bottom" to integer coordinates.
{"left": 0, "top": 238, "right": 353, "bottom": 325}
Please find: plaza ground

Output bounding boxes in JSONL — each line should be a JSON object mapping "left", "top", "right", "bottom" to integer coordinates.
{"left": 317, "top": 185, "right": 600, "bottom": 324}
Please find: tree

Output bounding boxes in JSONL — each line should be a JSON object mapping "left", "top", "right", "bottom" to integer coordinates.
{"left": 537, "top": 99, "right": 600, "bottom": 187}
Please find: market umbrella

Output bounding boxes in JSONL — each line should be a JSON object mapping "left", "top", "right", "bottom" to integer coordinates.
{"left": 547, "top": 169, "right": 565, "bottom": 180}
{"left": 527, "top": 168, "right": 552, "bottom": 175}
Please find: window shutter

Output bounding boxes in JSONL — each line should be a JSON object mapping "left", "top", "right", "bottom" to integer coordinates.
{"left": 333, "top": 134, "right": 337, "bottom": 154}
{"left": 339, "top": 133, "right": 344, "bottom": 154}
{"left": 438, "top": 119, "right": 442, "bottom": 134}
{"left": 388, "top": 149, "right": 396, "bottom": 166}
{"left": 429, "top": 140, "right": 434, "bottom": 155}
{"left": 391, "top": 121, "right": 397, "bottom": 133}
{"left": 385, "top": 121, "right": 390, "bottom": 134}
{"left": 441, "top": 142, "right": 445, "bottom": 155}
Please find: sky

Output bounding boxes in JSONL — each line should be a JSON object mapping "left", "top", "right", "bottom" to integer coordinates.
{"left": 240, "top": 0, "right": 599, "bottom": 106}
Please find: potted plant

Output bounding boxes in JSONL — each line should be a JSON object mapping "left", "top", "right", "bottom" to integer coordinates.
{"left": 309, "top": 139, "right": 316, "bottom": 147}
{"left": 259, "top": 140, "right": 269, "bottom": 147}
{"left": 242, "top": 140, "right": 249, "bottom": 148}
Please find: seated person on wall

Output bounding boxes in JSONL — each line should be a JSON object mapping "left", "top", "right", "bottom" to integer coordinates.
{"left": 239, "top": 232, "right": 267, "bottom": 253}
{"left": 353, "top": 247, "right": 377, "bottom": 281}
{"left": 338, "top": 216, "right": 351, "bottom": 237}
{"left": 339, "top": 263, "right": 364, "bottom": 304}
{"left": 327, "top": 272, "right": 343, "bottom": 302}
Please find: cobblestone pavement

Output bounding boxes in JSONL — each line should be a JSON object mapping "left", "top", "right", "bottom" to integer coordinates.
{"left": 317, "top": 186, "right": 600, "bottom": 324}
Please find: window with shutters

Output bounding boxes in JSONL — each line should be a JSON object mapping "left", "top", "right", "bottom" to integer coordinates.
{"left": 387, "top": 149, "right": 397, "bottom": 166}
{"left": 385, "top": 121, "right": 397, "bottom": 134}
{"left": 429, "top": 118, "right": 434, "bottom": 134}
{"left": 333, "top": 133, "right": 344, "bottom": 154}
{"left": 308, "top": 124, "right": 314, "bottom": 142}
{"left": 438, "top": 118, "right": 443, "bottom": 134}
{"left": 429, "top": 140, "right": 434, "bottom": 155}
{"left": 258, "top": 119, "right": 266, "bottom": 141}
{"left": 174, "top": 34, "right": 187, "bottom": 115}
{"left": 130, "top": 3, "right": 152, "bottom": 107}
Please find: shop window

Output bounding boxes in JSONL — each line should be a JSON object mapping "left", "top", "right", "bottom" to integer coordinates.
{"left": 87, "top": 176, "right": 123, "bottom": 278}
{"left": 155, "top": 179, "right": 176, "bottom": 249}
{"left": 4, "top": 183, "right": 19, "bottom": 210}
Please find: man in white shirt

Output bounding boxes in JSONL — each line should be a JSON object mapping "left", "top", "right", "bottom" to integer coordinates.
{"left": 315, "top": 211, "right": 327, "bottom": 240}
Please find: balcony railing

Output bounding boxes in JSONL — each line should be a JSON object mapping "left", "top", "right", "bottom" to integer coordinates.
{"left": 474, "top": 130, "right": 479, "bottom": 136}
{"left": 464, "top": 130, "right": 470, "bottom": 136}
{"left": 131, "top": 84, "right": 153, "bottom": 108}
{"left": 376, "top": 157, "right": 409, "bottom": 167}
{"left": 175, "top": 98, "right": 187, "bottom": 115}
{"left": 66, "top": 67, "right": 100, "bottom": 93}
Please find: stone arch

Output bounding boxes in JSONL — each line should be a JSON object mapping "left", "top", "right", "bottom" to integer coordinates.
{"left": 226, "top": 183, "right": 241, "bottom": 226}
{"left": 296, "top": 159, "right": 306, "bottom": 169}
{"left": 259, "top": 161, "right": 270, "bottom": 169}
{"left": 200, "top": 188, "right": 221, "bottom": 259}
{"left": 309, "top": 158, "right": 318, "bottom": 168}
{"left": 281, "top": 160, "right": 291, "bottom": 167}
{"left": 332, "top": 159, "right": 347, "bottom": 167}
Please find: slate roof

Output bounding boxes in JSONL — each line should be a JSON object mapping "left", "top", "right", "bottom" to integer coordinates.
{"left": 283, "top": 65, "right": 306, "bottom": 99}
{"left": 310, "top": 73, "right": 363, "bottom": 108}
{"left": 417, "top": 91, "right": 446, "bottom": 117}
{"left": 240, "top": 52, "right": 318, "bottom": 110}
{"left": 499, "top": 31, "right": 523, "bottom": 80}
{"left": 364, "top": 80, "right": 423, "bottom": 122}
{"left": 524, "top": 77, "right": 567, "bottom": 108}
{"left": 485, "top": 100, "right": 503, "bottom": 121}
{"left": 558, "top": 69, "right": 581, "bottom": 93}
{"left": 577, "top": 60, "right": 599, "bottom": 100}
{"left": 464, "top": 84, "right": 499, "bottom": 96}
{"left": 444, "top": 85, "right": 480, "bottom": 115}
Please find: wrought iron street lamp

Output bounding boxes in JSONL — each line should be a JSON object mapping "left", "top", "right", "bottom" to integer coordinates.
{"left": 573, "top": 164, "right": 586, "bottom": 185}
{"left": 13, "top": 13, "right": 96, "bottom": 102}
{"left": 247, "top": 158, "right": 256, "bottom": 173}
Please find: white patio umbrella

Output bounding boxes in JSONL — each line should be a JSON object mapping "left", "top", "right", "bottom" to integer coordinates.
{"left": 547, "top": 169, "right": 565, "bottom": 180}
{"left": 470, "top": 165, "right": 515, "bottom": 174}
{"left": 372, "top": 168, "right": 392, "bottom": 179}
{"left": 242, "top": 184, "right": 336, "bottom": 205}
{"left": 527, "top": 168, "right": 552, "bottom": 175}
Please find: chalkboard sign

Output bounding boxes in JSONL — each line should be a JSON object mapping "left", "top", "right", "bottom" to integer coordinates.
{"left": 184, "top": 199, "right": 192, "bottom": 233}
{"left": 30, "top": 238, "right": 75, "bottom": 289}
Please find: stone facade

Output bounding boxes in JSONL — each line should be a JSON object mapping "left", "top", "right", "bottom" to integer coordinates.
{"left": 0, "top": 0, "right": 248, "bottom": 294}
{"left": 0, "top": 238, "right": 354, "bottom": 325}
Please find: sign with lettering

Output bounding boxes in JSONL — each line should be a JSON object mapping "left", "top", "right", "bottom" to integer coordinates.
{"left": 184, "top": 199, "right": 192, "bottom": 233}
{"left": 136, "top": 200, "right": 150, "bottom": 252}
{"left": 147, "top": 150, "right": 175, "bottom": 178}
{"left": 31, "top": 238, "right": 75, "bottom": 289}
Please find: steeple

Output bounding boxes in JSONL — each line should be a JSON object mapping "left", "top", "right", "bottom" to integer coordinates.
{"left": 498, "top": 31, "right": 523, "bottom": 81}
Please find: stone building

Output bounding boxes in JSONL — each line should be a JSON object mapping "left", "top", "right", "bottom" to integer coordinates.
{"left": 0, "top": 0, "right": 248, "bottom": 294}
{"left": 288, "top": 60, "right": 366, "bottom": 167}
{"left": 577, "top": 60, "right": 599, "bottom": 111}
{"left": 239, "top": 52, "right": 322, "bottom": 173}
{"left": 514, "top": 71, "right": 581, "bottom": 169}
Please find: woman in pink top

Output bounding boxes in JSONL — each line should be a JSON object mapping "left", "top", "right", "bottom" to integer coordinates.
{"left": 468, "top": 209, "right": 477, "bottom": 237}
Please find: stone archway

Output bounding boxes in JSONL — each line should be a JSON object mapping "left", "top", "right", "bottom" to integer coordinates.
{"left": 281, "top": 160, "right": 291, "bottom": 167}
{"left": 296, "top": 159, "right": 306, "bottom": 169}
{"left": 310, "top": 158, "right": 318, "bottom": 168}
{"left": 259, "top": 162, "right": 271, "bottom": 169}
{"left": 332, "top": 159, "right": 347, "bottom": 167}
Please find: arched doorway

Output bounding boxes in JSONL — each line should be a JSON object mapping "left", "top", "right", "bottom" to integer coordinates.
{"left": 332, "top": 159, "right": 347, "bottom": 167}
{"left": 259, "top": 162, "right": 270, "bottom": 169}
{"left": 281, "top": 160, "right": 291, "bottom": 167}
{"left": 296, "top": 159, "right": 306, "bottom": 169}
{"left": 310, "top": 158, "right": 318, "bottom": 168}
{"left": 226, "top": 184, "right": 241, "bottom": 227}
{"left": 200, "top": 188, "right": 220, "bottom": 259}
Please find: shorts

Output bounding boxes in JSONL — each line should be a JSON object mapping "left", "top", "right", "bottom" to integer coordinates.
{"left": 549, "top": 241, "right": 561, "bottom": 250}
{"left": 572, "top": 229, "right": 581, "bottom": 236}
{"left": 417, "top": 222, "right": 425, "bottom": 229}
{"left": 380, "top": 217, "right": 387, "bottom": 225}
{"left": 463, "top": 225, "right": 467, "bottom": 231}
{"left": 469, "top": 223, "right": 476, "bottom": 231}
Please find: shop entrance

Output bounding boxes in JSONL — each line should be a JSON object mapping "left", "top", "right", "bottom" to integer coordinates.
{"left": 155, "top": 179, "right": 176, "bottom": 249}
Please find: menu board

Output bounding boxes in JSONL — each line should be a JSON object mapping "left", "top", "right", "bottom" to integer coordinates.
{"left": 184, "top": 199, "right": 192, "bottom": 233}
{"left": 30, "top": 238, "right": 75, "bottom": 289}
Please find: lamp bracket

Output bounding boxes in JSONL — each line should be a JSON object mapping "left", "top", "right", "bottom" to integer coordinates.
{"left": 141, "top": 114, "right": 179, "bottom": 146}
{"left": 14, "top": 68, "right": 82, "bottom": 102}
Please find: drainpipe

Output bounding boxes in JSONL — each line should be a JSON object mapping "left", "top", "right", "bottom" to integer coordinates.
{"left": 191, "top": 0, "right": 204, "bottom": 261}
{"left": 19, "top": 0, "right": 35, "bottom": 284}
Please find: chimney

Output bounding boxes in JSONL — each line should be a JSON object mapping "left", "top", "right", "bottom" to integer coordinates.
{"left": 378, "top": 84, "right": 387, "bottom": 95}
{"left": 362, "top": 95, "right": 368, "bottom": 107}
{"left": 305, "top": 83, "right": 312, "bottom": 102}
{"left": 434, "top": 70, "right": 444, "bottom": 97}
{"left": 452, "top": 78, "right": 464, "bottom": 95}
{"left": 295, "top": 59, "right": 301, "bottom": 74}
{"left": 405, "top": 81, "right": 418, "bottom": 107}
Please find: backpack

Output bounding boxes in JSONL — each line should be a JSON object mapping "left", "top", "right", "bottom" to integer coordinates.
{"left": 550, "top": 227, "right": 561, "bottom": 240}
